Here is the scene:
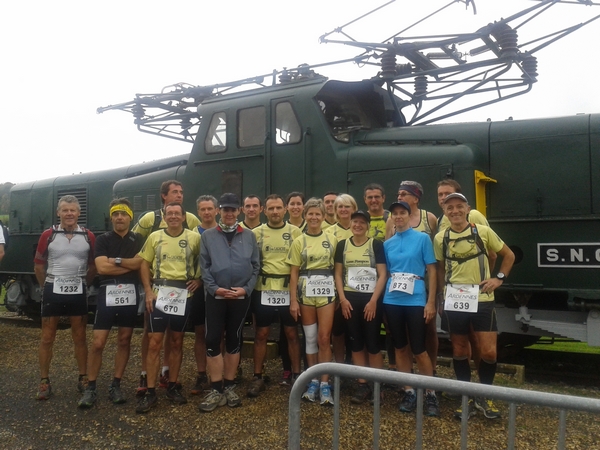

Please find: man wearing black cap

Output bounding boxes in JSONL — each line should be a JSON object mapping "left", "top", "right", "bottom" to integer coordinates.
{"left": 198, "top": 193, "right": 260, "bottom": 413}
{"left": 434, "top": 193, "right": 515, "bottom": 420}
{"left": 383, "top": 200, "right": 440, "bottom": 416}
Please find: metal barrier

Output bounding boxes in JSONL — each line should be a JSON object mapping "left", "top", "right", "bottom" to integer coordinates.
{"left": 288, "top": 362, "right": 600, "bottom": 450}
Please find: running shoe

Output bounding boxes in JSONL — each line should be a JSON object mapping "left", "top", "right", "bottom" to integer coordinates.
{"left": 320, "top": 383, "right": 334, "bottom": 407}
{"left": 302, "top": 380, "right": 319, "bottom": 403}
{"left": 135, "top": 392, "right": 158, "bottom": 414}
{"left": 78, "top": 388, "right": 97, "bottom": 409}
{"left": 350, "top": 383, "right": 372, "bottom": 405}
{"left": 159, "top": 370, "right": 169, "bottom": 388}
{"left": 109, "top": 384, "right": 126, "bottom": 404}
{"left": 190, "top": 373, "right": 210, "bottom": 395}
{"left": 136, "top": 374, "right": 148, "bottom": 398}
{"left": 425, "top": 392, "right": 440, "bottom": 417}
{"left": 399, "top": 390, "right": 417, "bottom": 413}
{"left": 77, "top": 375, "right": 89, "bottom": 393}
{"left": 198, "top": 389, "right": 227, "bottom": 413}
{"left": 224, "top": 385, "right": 242, "bottom": 407}
{"left": 247, "top": 377, "right": 266, "bottom": 398}
{"left": 166, "top": 385, "right": 188, "bottom": 404}
{"left": 454, "top": 398, "right": 477, "bottom": 420}
{"left": 279, "top": 371, "right": 293, "bottom": 387}
{"left": 37, "top": 380, "right": 52, "bottom": 401}
{"left": 475, "top": 397, "right": 501, "bottom": 419}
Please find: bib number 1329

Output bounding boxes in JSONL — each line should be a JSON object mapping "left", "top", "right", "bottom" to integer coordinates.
{"left": 305, "top": 276, "right": 334, "bottom": 297}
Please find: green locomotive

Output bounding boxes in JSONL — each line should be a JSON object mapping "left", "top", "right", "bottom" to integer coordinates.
{"left": 2, "top": 1, "right": 599, "bottom": 347}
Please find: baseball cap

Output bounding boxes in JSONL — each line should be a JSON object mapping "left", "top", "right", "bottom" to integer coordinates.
{"left": 388, "top": 201, "right": 411, "bottom": 214}
{"left": 219, "top": 193, "right": 241, "bottom": 209}
{"left": 443, "top": 193, "right": 468, "bottom": 204}
{"left": 351, "top": 210, "right": 371, "bottom": 222}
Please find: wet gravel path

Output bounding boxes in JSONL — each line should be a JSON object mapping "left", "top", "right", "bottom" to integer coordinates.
{"left": 1, "top": 320, "right": 599, "bottom": 449}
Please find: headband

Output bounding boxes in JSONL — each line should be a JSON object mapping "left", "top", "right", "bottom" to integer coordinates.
{"left": 398, "top": 184, "right": 422, "bottom": 200}
{"left": 110, "top": 204, "right": 134, "bottom": 220}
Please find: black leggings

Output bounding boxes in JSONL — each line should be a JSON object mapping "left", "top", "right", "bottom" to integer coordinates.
{"left": 383, "top": 304, "right": 427, "bottom": 355}
{"left": 205, "top": 293, "right": 251, "bottom": 357}
{"left": 344, "top": 291, "right": 383, "bottom": 355}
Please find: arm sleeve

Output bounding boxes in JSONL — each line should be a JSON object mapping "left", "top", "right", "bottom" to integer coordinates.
{"left": 33, "top": 229, "right": 53, "bottom": 265}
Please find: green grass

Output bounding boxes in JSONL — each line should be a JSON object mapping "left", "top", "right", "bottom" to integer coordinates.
{"left": 529, "top": 337, "right": 600, "bottom": 354}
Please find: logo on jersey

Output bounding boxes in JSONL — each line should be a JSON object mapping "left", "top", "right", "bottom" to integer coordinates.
{"left": 282, "top": 233, "right": 291, "bottom": 240}
{"left": 178, "top": 240, "right": 188, "bottom": 248}
{"left": 322, "top": 241, "right": 331, "bottom": 249}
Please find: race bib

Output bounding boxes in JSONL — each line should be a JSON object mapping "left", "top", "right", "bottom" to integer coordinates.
{"left": 261, "top": 290, "right": 290, "bottom": 306}
{"left": 53, "top": 276, "right": 83, "bottom": 295}
{"left": 105, "top": 284, "right": 136, "bottom": 307}
{"left": 155, "top": 286, "right": 188, "bottom": 316}
{"left": 347, "top": 267, "right": 376, "bottom": 293}
{"left": 389, "top": 273, "right": 417, "bottom": 295}
{"left": 444, "top": 284, "right": 479, "bottom": 313}
{"left": 305, "top": 275, "right": 334, "bottom": 297}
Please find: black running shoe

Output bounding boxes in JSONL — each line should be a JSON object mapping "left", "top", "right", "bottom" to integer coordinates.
{"left": 135, "top": 392, "right": 158, "bottom": 414}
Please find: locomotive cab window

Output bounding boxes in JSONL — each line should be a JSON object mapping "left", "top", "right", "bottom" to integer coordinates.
{"left": 238, "top": 106, "right": 266, "bottom": 148}
{"left": 275, "top": 101, "right": 301, "bottom": 145}
{"left": 205, "top": 112, "right": 227, "bottom": 154}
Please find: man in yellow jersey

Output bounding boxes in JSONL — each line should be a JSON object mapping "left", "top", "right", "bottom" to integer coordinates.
{"left": 135, "top": 203, "right": 201, "bottom": 413}
{"left": 132, "top": 180, "right": 201, "bottom": 394}
{"left": 434, "top": 193, "right": 514, "bottom": 420}
{"left": 241, "top": 195, "right": 263, "bottom": 230}
{"left": 322, "top": 192, "right": 338, "bottom": 230}
{"left": 436, "top": 180, "right": 489, "bottom": 233}
{"left": 363, "top": 183, "right": 388, "bottom": 242}
{"left": 247, "top": 194, "right": 303, "bottom": 397}
{"left": 132, "top": 180, "right": 201, "bottom": 237}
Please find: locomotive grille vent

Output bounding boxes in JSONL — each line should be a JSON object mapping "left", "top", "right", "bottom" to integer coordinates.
{"left": 133, "top": 196, "right": 142, "bottom": 211}
{"left": 56, "top": 188, "right": 87, "bottom": 227}
{"left": 147, "top": 195, "right": 156, "bottom": 211}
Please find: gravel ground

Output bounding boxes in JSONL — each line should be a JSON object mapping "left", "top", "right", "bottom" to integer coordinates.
{"left": 1, "top": 319, "right": 599, "bottom": 450}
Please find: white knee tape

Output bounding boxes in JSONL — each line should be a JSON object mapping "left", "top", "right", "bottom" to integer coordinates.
{"left": 303, "top": 323, "right": 318, "bottom": 354}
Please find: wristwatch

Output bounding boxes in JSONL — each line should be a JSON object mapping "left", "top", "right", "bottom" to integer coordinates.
{"left": 496, "top": 272, "right": 506, "bottom": 281}
{"left": 115, "top": 257, "right": 122, "bottom": 266}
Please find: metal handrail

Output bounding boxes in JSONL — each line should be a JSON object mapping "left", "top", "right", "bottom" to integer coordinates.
{"left": 288, "top": 363, "right": 600, "bottom": 450}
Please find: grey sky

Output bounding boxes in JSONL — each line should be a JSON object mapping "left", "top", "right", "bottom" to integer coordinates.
{"left": 2, "top": 0, "right": 598, "bottom": 184}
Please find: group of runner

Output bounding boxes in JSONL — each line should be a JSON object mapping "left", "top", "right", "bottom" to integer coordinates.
{"left": 33, "top": 178, "right": 514, "bottom": 420}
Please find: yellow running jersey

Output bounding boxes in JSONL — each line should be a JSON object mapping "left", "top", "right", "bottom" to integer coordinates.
{"left": 138, "top": 229, "right": 201, "bottom": 284}
{"left": 253, "top": 222, "right": 302, "bottom": 291}
{"left": 325, "top": 223, "right": 353, "bottom": 241}
{"left": 132, "top": 210, "right": 201, "bottom": 239}
{"left": 287, "top": 231, "right": 337, "bottom": 301}
{"left": 368, "top": 211, "right": 389, "bottom": 242}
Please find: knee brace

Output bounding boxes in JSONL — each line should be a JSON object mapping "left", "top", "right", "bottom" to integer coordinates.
{"left": 303, "top": 323, "right": 318, "bottom": 354}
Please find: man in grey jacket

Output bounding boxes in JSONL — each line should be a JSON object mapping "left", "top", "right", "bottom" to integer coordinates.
{"left": 198, "top": 193, "right": 260, "bottom": 413}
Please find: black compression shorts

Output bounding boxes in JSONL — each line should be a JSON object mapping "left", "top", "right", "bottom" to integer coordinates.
{"left": 383, "top": 304, "right": 427, "bottom": 355}
{"left": 444, "top": 301, "right": 497, "bottom": 335}
{"left": 251, "top": 290, "right": 297, "bottom": 328}
{"left": 41, "top": 282, "right": 87, "bottom": 317}
{"left": 93, "top": 284, "right": 139, "bottom": 330}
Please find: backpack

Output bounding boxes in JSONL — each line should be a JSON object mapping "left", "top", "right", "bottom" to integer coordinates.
{"left": 47, "top": 225, "right": 93, "bottom": 251}
{"left": 442, "top": 223, "right": 487, "bottom": 282}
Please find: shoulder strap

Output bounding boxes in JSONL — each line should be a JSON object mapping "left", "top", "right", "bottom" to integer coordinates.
{"left": 151, "top": 209, "right": 162, "bottom": 233}
{"left": 383, "top": 210, "right": 389, "bottom": 222}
